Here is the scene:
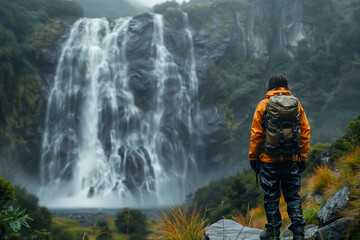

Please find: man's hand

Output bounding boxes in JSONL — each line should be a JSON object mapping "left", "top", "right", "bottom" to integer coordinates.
{"left": 299, "top": 161, "right": 306, "bottom": 173}
{"left": 250, "top": 160, "right": 260, "bottom": 174}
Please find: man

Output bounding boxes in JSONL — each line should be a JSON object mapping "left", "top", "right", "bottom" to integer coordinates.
{"left": 249, "top": 74, "right": 311, "bottom": 240}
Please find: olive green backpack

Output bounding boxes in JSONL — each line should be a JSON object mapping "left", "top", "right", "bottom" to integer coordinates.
{"left": 262, "top": 95, "right": 302, "bottom": 161}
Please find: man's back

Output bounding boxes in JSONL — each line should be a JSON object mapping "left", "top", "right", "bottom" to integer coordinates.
{"left": 248, "top": 74, "right": 310, "bottom": 240}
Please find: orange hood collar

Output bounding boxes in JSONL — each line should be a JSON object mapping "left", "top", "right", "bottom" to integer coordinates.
{"left": 265, "top": 87, "right": 293, "bottom": 98}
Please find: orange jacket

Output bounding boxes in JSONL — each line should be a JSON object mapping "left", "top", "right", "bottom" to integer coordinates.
{"left": 249, "top": 88, "right": 311, "bottom": 163}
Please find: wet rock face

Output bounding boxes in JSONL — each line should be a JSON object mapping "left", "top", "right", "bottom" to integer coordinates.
{"left": 317, "top": 187, "right": 351, "bottom": 225}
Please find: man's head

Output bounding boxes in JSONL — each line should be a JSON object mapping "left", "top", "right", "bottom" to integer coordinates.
{"left": 266, "top": 74, "right": 289, "bottom": 91}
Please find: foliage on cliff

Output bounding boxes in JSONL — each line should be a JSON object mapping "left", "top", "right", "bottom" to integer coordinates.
{"left": 0, "top": 0, "right": 83, "bottom": 179}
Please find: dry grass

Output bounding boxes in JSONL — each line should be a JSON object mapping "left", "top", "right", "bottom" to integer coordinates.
{"left": 337, "top": 147, "right": 360, "bottom": 238}
{"left": 232, "top": 206, "right": 266, "bottom": 229}
{"left": 232, "top": 196, "right": 291, "bottom": 232}
{"left": 339, "top": 147, "right": 360, "bottom": 171}
{"left": 337, "top": 147, "right": 360, "bottom": 187}
{"left": 156, "top": 206, "right": 209, "bottom": 240}
{"left": 310, "top": 164, "right": 339, "bottom": 196}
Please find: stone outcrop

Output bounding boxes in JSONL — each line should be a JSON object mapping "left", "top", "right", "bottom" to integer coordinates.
{"left": 203, "top": 219, "right": 263, "bottom": 240}
{"left": 280, "top": 224, "right": 319, "bottom": 240}
{"left": 314, "top": 218, "right": 352, "bottom": 240}
{"left": 317, "top": 187, "right": 351, "bottom": 225}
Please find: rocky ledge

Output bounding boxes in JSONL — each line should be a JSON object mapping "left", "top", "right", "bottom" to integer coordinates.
{"left": 203, "top": 187, "right": 353, "bottom": 240}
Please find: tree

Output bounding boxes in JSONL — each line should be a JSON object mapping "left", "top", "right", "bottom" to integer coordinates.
{"left": 115, "top": 208, "right": 148, "bottom": 240}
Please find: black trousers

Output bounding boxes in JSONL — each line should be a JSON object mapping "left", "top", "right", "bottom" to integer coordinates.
{"left": 259, "top": 161, "right": 306, "bottom": 234}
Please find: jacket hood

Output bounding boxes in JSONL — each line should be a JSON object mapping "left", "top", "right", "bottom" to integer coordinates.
{"left": 265, "top": 87, "right": 293, "bottom": 98}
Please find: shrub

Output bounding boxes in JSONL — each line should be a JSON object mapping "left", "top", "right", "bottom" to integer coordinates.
{"left": 336, "top": 147, "right": 360, "bottom": 188}
{"left": 13, "top": 185, "right": 52, "bottom": 231}
{"left": 330, "top": 114, "right": 360, "bottom": 163}
{"left": 153, "top": 1, "right": 180, "bottom": 14}
{"left": 0, "top": 177, "right": 15, "bottom": 208}
{"left": 157, "top": 205, "right": 209, "bottom": 240}
{"left": 335, "top": 147, "right": 360, "bottom": 238}
{"left": 229, "top": 169, "right": 263, "bottom": 214}
{"left": 114, "top": 208, "right": 148, "bottom": 240}
{"left": 0, "top": 178, "right": 53, "bottom": 239}
{"left": 14, "top": 186, "right": 39, "bottom": 211}
{"left": 28, "top": 207, "right": 52, "bottom": 230}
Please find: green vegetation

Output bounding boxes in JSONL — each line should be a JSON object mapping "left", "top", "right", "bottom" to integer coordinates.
{"left": 331, "top": 114, "right": 360, "bottom": 163}
{"left": 50, "top": 213, "right": 156, "bottom": 240}
{"left": 0, "top": 177, "right": 53, "bottom": 239}
{"left": 51, "top": 218, "right": 89, "bottom": 240}
{"left": 153, "top": 1, "right": 180, "bottom": 14}
{"left": 188, "top": 168, "right": 262, "bottom": 223}
{"left": 0, "top": 0, "right": 83, "bottom": 179}
{"left": 13, "top": 186, "right": 53, "bottom": 231}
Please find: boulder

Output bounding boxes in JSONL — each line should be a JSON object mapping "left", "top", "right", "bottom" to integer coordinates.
{"left": 314, "top": 218, "right": 352, "bottom": 240}
{"left": 317, "top": 187, "right": 351, "bottom": 225}
{"left": 313, "top": 145, "right": 333, "bottom": 167}
{"left": 203, "top": 219, "right": 263, "bottom": 240}
{"left": 280, "top": 224, "right": 319, "bottom": 240}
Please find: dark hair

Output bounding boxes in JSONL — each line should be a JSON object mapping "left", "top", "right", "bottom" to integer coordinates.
{"left": 266, "top": 74, "right": 289, "bottom": 91}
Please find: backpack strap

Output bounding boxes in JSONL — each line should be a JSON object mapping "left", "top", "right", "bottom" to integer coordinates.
{"left": 279, "top": 120, "right": 284, "bottom": 162}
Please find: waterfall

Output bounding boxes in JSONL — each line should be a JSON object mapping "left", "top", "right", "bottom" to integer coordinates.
{"left": 40, "top": 14, "right": 203, "bottom": 207}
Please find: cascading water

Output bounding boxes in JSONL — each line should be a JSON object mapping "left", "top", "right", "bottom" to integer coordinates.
{"left": 40, "top": 14, "right": 203, "bottom": 207}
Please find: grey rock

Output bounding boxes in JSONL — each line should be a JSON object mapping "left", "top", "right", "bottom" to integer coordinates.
{"left": 314, "top": 194, "right": 325, "bottom": 205}
{"left": 313, "top": 145, "right": 333, "bottom": 167}
{"left": 281, "top": 224, "right": 319, "bottom": 240}
{"left": 204, "top": 219, "right": 263, "bottom": 240}
{"left": 201, "top": 106, "right": 225, "bottom": 136}
{"left": 317, "top": 187, "right": 351, "bottom": 225}
{"left": 314, "top": 218, "right": 352, "bottom": 240}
